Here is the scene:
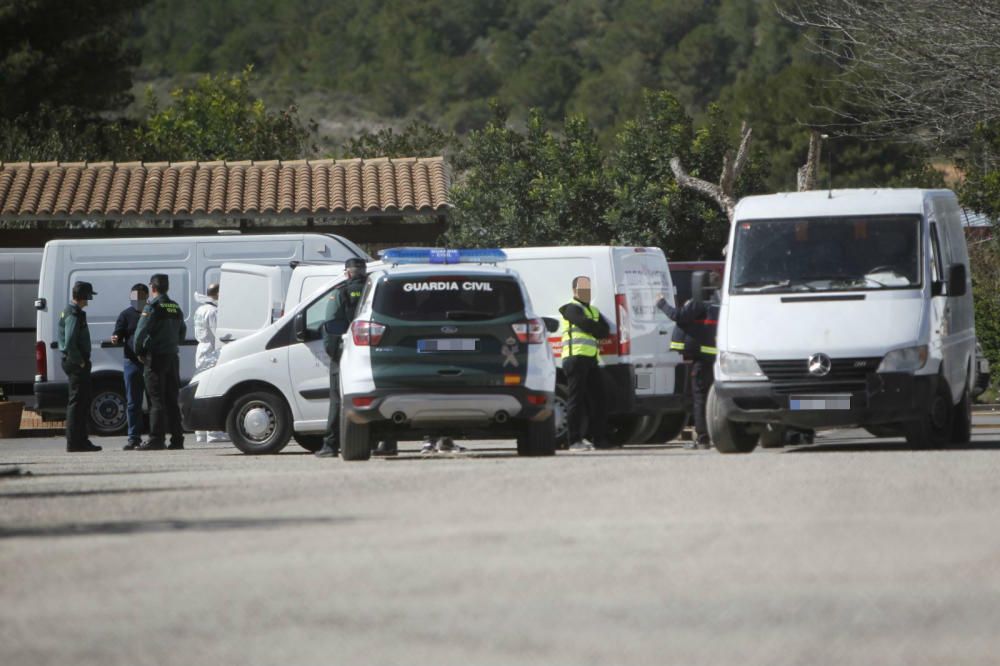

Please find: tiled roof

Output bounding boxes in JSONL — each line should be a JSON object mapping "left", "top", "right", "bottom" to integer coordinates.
{"left": 0, "top": 158, "right": 450, "bottom": 219}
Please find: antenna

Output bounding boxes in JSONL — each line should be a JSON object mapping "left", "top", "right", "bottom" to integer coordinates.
{"left": 821, "top": 134, "right": 833, "bottom": 198}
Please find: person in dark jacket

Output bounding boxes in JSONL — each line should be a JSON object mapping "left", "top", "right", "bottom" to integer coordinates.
{"left": 315, "top": 258, "right": 368, "bottom": 458}
{"left": 558, "top": 276, "right": 612, "bottom": 451}
{"left": 59, "top": 281, "right": 101, "bottom": 452}
{"left": 657, "top": 270, "right": 721, "bottom": 449}
{"left": 133, "top": 274, "right": 187, "bottom": 451}
{"left": 112, "top": 283, "right": 149, "bottom": 450}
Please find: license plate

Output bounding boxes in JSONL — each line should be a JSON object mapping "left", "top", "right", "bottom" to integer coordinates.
{"left": 789, "top": 394, "right": 851, "bottom": 410}
{"left": 417, "top": 338, "right": 478, "bottom": 353}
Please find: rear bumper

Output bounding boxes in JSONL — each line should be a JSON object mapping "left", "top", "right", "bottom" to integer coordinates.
{"left": 179, "top": 383, "right": 227, "bottom": 431}
{"left": 714, "top": 372, "right": 938, "bottom": 429}
{"left": 343, "top": 387, "right": 554, "bottom": 438}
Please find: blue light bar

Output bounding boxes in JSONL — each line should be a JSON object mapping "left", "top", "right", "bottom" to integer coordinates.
{"left": 379, "top": 247, "right": 508, "bottom": 265}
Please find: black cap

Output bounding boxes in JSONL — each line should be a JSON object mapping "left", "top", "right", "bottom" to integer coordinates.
{"left": 345, "top": 257, "right": 366, "bottom": 269}
{"left": 72, "top": 281, "right": 97, "bottom": 299}
{"left": 131, "top": 282, "right": 148, "bottom": 293}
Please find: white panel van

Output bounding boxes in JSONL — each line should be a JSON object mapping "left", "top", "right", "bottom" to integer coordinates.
{"left": 33, "top": 233, "right": 368, "bottom": 433}
{"left": 0, "top": 249, "right": 42, "bottom": 396}
{"left": 710, "top": 189, "right": 975, "bottom": 452}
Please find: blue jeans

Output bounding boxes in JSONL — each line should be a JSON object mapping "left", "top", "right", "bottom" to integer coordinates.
{"left": 123, "top": 359, "right": 145, "bottom": 443}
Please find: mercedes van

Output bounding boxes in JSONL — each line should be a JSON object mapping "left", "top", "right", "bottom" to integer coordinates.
{"left": 710, "top": 189, "right": 975, "bottom": 452}
{"left": 34, "top": 232, "right": 368, "bottom": 433}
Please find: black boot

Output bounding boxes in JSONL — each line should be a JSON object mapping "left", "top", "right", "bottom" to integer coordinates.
{"left": 373, "top": 440, "right": 398, "bottom": 457}
{"left": 314, "top": 442, "right": 339, "bottom": 458}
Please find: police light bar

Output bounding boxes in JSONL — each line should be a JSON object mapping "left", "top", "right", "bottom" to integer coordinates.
{"left": 379, "top": 247, "right": 507, "bottom": 265}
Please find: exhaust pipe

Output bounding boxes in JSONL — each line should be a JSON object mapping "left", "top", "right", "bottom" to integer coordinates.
{"left": 494, "top": 410, "right": 509, "bottom": 424}
{"left": 391, "top": 411, "right": 407, "bottom": 425}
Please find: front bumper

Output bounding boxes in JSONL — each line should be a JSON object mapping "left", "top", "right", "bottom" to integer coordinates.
{"left": 715, "top": 372, "right": 938, "bottom": 429}
{"left": 343, "top": 387, "right": 554, "bottom": 438}
{"left": 179, "top": 383, "right": 228, "bottom": 432}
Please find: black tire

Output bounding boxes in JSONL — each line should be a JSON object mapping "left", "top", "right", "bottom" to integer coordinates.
{"left": 864, "top": 424, "right": 903, "bottom": 438}
{"left": 340, "top": 410, "right": 372, "bottom": 461}
{"left": 517, "top": 414, "right": 556, "bottom": 456}
{"left": 553, "top": 383, "right": 568, "bottom": 448}
{"left": 292, "top": 433, "right": 324, "bottom": 452}
{"left": 951, "top": 386, "right": 972, "bottom": 445}
{"left": 89, "top": 380, "right": 128, "bottom": 435}
{"left": 758, "top": 425, "right": 786, "bottom": 449}
{"left": 707, "top": 386, "right": 757, "bottom": 454}
{"left": 903, "top": 378, "right": 953, "bottom": 449}
{"left": 226, "top": 390, "right": 292, "bottom": 454}
{"left": 646, "top": 411, "right": 689, "bottom": 444}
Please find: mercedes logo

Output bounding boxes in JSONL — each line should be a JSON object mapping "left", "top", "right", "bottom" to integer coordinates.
{"left": 807, "top": 353, "right": 832, "bottom": 377}
{"left": 440, "top": 326, "right": 458, "bottom": 334}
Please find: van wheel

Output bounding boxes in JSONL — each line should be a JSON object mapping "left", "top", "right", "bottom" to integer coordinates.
{"left": 864, "top": 424, "right": 903, "bottom": 438}
{"left": 292, "top": 433, "right": 324, "bottom": 452}
{"left": 340, "top": 411, "right": 372, "bottom": 461}
{"left": 227, "top": 391, "right": 292, "bottom": 454}
{"left": 89, "top": 381, "right": 128, "bottom": 435}
{"left": 903, "top": 379, "right": 953, "bottom": 449}
{"left": 646, "top": 411, "right": 688, "bottom": 444}
{"left": 707, "top": 386, "right": 757, "bottom": 454}
{"left": 517, "top": 415, "right": 556, "bottom": 456}
{"left": 951, "top": 387, "right": 972, "bottom": 445}
{"left": 758, "top": 425, "right": 786, "bottom": 449}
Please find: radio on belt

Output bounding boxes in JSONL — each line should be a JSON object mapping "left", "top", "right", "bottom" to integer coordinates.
{"left": 379, "top": 247, "right": 507, "bottom": 265}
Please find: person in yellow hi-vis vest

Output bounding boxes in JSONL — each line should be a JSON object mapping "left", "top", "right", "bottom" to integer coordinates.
{"left": 558, "top": 276, "right": 612, "bottom": 452}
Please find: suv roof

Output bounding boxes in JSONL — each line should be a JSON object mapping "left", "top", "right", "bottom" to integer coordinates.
{"left": 374, "top": 264, "right": 519, "bottom": 279}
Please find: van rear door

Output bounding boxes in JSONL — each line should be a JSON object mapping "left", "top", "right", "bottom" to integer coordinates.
{"left": 216, "top": 263, "right": 289, "bottom": 343}
{"left": 613, "top": 248, "right": 677, "bottom": 396}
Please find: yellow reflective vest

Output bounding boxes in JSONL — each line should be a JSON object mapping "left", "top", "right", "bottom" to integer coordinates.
{"left": 561, "top": 302, "right": 601, "bottom": 359}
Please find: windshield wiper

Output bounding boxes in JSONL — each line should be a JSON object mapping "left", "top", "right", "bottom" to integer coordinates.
{"left": 732, "top": 279, "right": 790, "bottom": 292}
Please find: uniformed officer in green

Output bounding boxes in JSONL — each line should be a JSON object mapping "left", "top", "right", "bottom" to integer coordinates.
{"left": 59, "top": 281, "right": 101, "bottom": 452}
{"left": 133, "top": 273, "right": 187, "bottom": 451}
{"left": 315, "top": 258, "right": 368, "bottom": 458}
{"left": 558, "top": 276, "right": 611, "bottom": 452}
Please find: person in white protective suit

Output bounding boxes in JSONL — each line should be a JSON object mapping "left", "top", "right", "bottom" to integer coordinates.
{"left": 193, "top": 283, "right": 228, "bottom": 442}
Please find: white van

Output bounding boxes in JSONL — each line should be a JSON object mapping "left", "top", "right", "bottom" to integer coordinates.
{"left": 34, "top": 232, "right": 368, "bottom": 433}
{"left": 1, "top": 249, "right": 42, "bottom": 397}
{"left": 710, "top": 189, "right": 975, "bottom": 452}
{"left": 215, "top": 246, "right": 689, "bottom": 446}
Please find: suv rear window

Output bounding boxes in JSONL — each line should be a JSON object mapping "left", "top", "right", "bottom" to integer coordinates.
{"left": 374, "top": 275, "right": 525, "bottom": 321}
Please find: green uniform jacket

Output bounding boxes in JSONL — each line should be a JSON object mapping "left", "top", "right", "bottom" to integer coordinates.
{"left": 322, "top": 275, "right": 366, "bottom": 359}
{"left": 134, "top": 294, "right": 187, "bottom": 357}
{"left": 58, "top": 303, "right": 91, "bottom": 366}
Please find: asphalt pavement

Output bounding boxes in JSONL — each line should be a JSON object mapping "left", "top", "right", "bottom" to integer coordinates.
{"left": 3, "top": 415, "right": 1000, "bottom": 666}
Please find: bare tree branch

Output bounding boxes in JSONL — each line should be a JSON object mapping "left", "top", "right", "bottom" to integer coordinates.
{"left": 796, "top": 130, "right": 822, "bottom": 191}
{"left": 670, "top": 122, "right": 752, "bottom": 222}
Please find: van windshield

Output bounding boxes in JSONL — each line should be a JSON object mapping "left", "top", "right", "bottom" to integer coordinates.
{"left": 373, "top": 275, "right": 525, "bottom": 321}
{"left": 730, "top": 215, "right": 922, "bottom": 294}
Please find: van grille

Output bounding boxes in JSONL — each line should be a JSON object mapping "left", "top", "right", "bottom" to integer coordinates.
{"left": 757, "top": 357, "right": 881, "bottom": 394}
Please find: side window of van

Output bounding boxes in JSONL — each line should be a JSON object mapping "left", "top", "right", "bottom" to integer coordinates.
{"left": 304, "top": 287, "right": 337, "bottom": 334}
{"left": 929, "top": 224, "right": 943, "bottom": 283}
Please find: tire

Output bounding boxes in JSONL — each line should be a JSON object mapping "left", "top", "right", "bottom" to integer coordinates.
{"left": 226, "top": 391, "right": 292, "bottom": 454}
{"left": 758, "top": 424, "right": 786, "bottom": 449}
{"left": 608, "top": 414, "right": 660, "bottom": 446}
{"left": 292, "top": 433, "right": 324, "bottom": 452}
{"left": 903, "top": 377, "right": 953, "bottom": 449}
{"left": 340, "top": 409, "right": 372, "bottom": 461}
{"left": 517, "top": 414, "right": 556, "bottom": 456}
{"left": 553, "top": 384, "right": 568, "bottom": 448}
{"left": 89, "top": 380, "right": 128, "bottom": 436}
{"left": 707, "top": 385, "right": 757, "bottom": 454}
{"left": 951, "top": 386, "right": 972, "bottom": 445}
{"left": 646, "top": 411, "right": 688, "bottom": 444}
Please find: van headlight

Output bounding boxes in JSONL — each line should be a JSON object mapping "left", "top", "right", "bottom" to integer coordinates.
{"left": 719, "top": 351, "right": 766, "bottom": 380}
{"left": 877, "top": 345, "right": 928, "bottom": 373}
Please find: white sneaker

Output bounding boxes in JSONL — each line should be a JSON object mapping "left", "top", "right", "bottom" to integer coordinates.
{"left": 195, "top": 432, "right": 207, "bottom": 443}
{"left": 435, "top": 437, "right": 466, "bottom": 454}
{"left": 420, "top": 439, "right": 437, "bottom": 455}
{"left": 568, "top": 440, "right": 594, "bottom": 452}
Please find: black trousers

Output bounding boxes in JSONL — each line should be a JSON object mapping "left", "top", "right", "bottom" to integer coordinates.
{"left": 63, "top": 358, "right": 91, "bottom": 448}
{"left": 323, "top": 363, "right": 341, "bottom": 449}
{"left": 691, "top": 356, "right": 715, "bottom": 438}
{"left": 144, "top": 354, "right": 183, "bottom": 445}
{"left": 564, "top": 355, "right": 607, "bottom": 446}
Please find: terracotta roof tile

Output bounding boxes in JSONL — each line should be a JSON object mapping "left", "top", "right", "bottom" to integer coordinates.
{"left": 0, "top": 158, "right": 450, "bottom": 219}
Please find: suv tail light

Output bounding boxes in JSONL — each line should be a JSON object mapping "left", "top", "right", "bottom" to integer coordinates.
{"left": 351, "top": 320, "right": 386, "bottom": 346}
{"left": 35, "top": 341, "right": 46, "bottom": 381}
{"left": 615, "top": 293, "right": 631, "bottom": 357}
{"left": 512, "top": 318, "right": 545, "bottom": 344}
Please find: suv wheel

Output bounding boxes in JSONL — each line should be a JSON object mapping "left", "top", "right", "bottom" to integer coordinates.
{"left": 517, "top": 414, "right": 556, "bottom": 456}
{"left": 227, "top": 391, "right": 292, "bottom": 454}
{"left": 553, "top": 384, "right": 568, "bottom": 446}
{"left": 90, "top": 381, "right": 128, "bottom": 435}
{"left": 340, "top": 410, "right": 372, "bottom": 461}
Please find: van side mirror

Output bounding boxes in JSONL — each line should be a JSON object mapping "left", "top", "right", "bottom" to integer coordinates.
{"left": 293, "top": 312, "right": 307, "bottom": 341}
{"left": 947, "top": 263, "right": 967, "bottom": 297}
{"left": 542, "top": 317, "right": 560, "bottom": 333}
